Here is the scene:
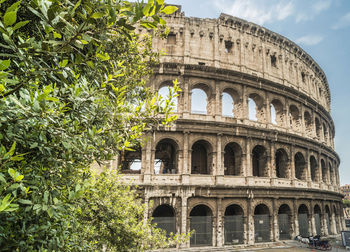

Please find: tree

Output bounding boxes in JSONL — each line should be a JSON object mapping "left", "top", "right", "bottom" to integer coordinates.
{"left": 0, "top": 0, "right": 182, "bottom": 250}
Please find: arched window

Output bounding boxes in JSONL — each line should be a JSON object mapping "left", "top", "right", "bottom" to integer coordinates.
{"left": 278, "top": 204, "right": 292, "bottom": 240}
{"left": 270, "top": 99, "right": 284, "bottom": 125}
{"left": 314, "top": 205, "right": 322, "bottom": 235}
{"left": 158, "top": 85, "right": 177, "bottom": 112}
{"left": 315, "top": 118, "right": 321, "bottom": 139}
{"left": 152, "top": 204, "right": 176, "bottom": 236}
{"left": 329, "top": 163, "right": 334, "bottom": 184}
{"left": 224, "top": 204, "right": 244, "bottom": 244}
{"left": 154, "top": 138, "right": 178, "bottom": 174}
{"left": 294, "top": 152, "right": 306, "bottom": 180}
{"left": 191, "top": 88, "right": 207, "bottom": 114}
{"left": 224, "top": 143, "right": 242, "bottom": 176}
{"left": 289, "top": 105, "right": 300, "bottom": 129}
{"left": 321, "top": 159, "right": 327, "bottom": 183}
{"left": 275, "top": 148, "right": 289, "bottom": 178}
{"left": 254, "top": 204, "right": 270, "bottom": 242}
{"left": 252, "top": 145, "right": 268, "bottom": 177}
{"left": 298, "top": 204, "right": 309, "bottom": 237}
{"left": 222, "top": 92, "right": 234, "bottom": 117}
{"left": 248, "top": 93, "right": 263, "bottom": 121}
{"left": 304, "top": 111, "right": 313, "bottom": 136}
{"left": 323, "top": 123, "right": 328, "bottom": 143}
{"left": 310, "top": 156, "right": 318, "bottom": 182}
{"left": 248, "top": 98, "right": 257, "bottom": 121}
{"left": 190, "top": 205, "right": 213, "bottom": 246}
{"left": 325, "top": 205, "right": 332, "bottom": 235}
{"left": 191, "top": 140, "right": 212, "bottom": 174}
{"left": 121, "top": 148, "right": 142, "bottom": 174}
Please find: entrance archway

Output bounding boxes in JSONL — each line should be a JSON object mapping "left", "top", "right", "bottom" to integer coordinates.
{"left": 254, "top": 204, "right": 270, "bottom": 242}
{"left": 224, "top": 204, "right": 244, "bottom": 244}
{"left": 152, "top": 204, "right": 176, "bottom": 236}
{"left": 298, "top": 204, "right": 309, "bottom": 237}
{"left": 314, "top": 205, "right": 322, "bottom": 235}
{"left": 190, "top": 205, "right": 213, "bottom": 246}
{"left": 278, "top": 204, "right": 292, "bottom": 240}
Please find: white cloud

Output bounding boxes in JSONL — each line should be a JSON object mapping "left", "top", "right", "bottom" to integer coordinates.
{"left": 295, "top": 35, "right": 324, "bottom": 46}
{"left": 296, "top": 0, "right": 331, "bottom": 23}
{"left": 213, "top": 0, "right": 294, "bottom": 25}
{"left": 332, "top": 12, "right": 350, "bottom": 30}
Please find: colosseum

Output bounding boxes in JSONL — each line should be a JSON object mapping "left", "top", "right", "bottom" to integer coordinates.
{"left": 117, "top": 7, "right": 344, "bottom": 248}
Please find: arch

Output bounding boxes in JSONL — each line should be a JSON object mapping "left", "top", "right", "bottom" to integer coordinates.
{"left": 298, "top": 204, "right": 309, "bottom": 237}
{"left": 191, "top": 88, "right": 207, "bottom": 114}
{"left": 278, "top": 204, "right": 292, "bottom": 240}
{"left": 323, "top": 123, "right": 328, "bottom": 143}
{"left": 158, "top": 85, "right": 178, "bottom": 112}
{"left": 270, "top": 99, "right": 284, "bottom": 125}
{"left": 152, "top": 204, "right": 176, "bottom": 236}
{"left": 321, "top": 159, "right": 327, "bottom": 183}
{"left": 190, "top": 204, "right": 213, "bottom": 246}
{"left": 191, "top": 140, "right": 213, "bottom": 175}
{"left": 224, "top": 204, "right": 244, "bottom": 244}
{"left": 275, "top": 148, "right": 289, "bottom": 179}
{"left": 254, "top": 204, "right": 270, "bottom": 242}
{"left": 304, "top": 111, "right": 313, "bottom": 135}
{"left": 252, "top": 145, "right": 268, "bottom": 177}
{"left": 154, "top": 138, "right": 179, "bottom": 174}
{"left": 289, "top": 105, "right": 300, "bottom": 130}
{"left": 121, "top": 147, "right": 142, "bottom": 174}
{"left": 329, "top": 163, "right": 335, "bottom": 184}
{"left": 315, "top": 118, "right": 321, "bottom": 139}
{"left": 314, "top": 204, "right": 322, "bottom": 235}
{"left": 294, "top": 152, "right": 306, "bottom": 180}
{"left": 222, "top": 89, "right": 239, "bottom": 117}
{"left": 248, "top": 93, "right": 264, "bottom": 122}
{"left": 325, "top": 205, "right": 331, "bottom": 234}
{"left": 224, "top": 142, "right": 242, "bottom": 176}
{"left": 310, "top": 155, "right": 318, "bottom": 182}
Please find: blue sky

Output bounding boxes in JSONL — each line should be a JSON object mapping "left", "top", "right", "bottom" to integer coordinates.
{"left": 167, "top": 0, "right": 350, "bottom": 184}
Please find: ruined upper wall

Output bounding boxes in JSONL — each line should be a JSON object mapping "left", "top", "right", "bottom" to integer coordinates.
{"left": 152, "top": 9, "right": 331, "bottom": 112}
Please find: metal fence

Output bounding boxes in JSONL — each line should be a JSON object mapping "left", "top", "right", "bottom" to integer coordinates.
{"left": 254, "top": 214, "right": 270, "bottom": 242}
{"left": 224, "top": 215, "right": 244, "bottom": 244}
{"left": 278, "top": 214, "right": 290, "bottom": 240}
{"left": 190, "top": 216, "right": 212, "bottom": 246}
{"left": 314, "top": 213, "right": 321, "bottom": 235}
{"left": 298, "top": 213, "right": 309, "bottom": 237}
{"left": 152, "top": 217, "right": 176, "bottom": 237}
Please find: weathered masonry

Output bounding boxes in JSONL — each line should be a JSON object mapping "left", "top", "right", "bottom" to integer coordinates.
{"left": 118, "top": 7, "right": 344, "bottom": 248}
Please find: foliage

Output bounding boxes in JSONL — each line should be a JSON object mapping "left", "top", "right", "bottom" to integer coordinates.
{"left": 0, "top": 0, "right": 181, "bottom": 250}
{"left": 343, "top": 199, "right": 350, "bottom": 207}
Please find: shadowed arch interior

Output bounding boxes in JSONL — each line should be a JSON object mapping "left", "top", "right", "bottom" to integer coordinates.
{"left": 278, "top": 204, "right": 292, "bottom": 240}
{"left": 252, "top": 145, "right": 268, "bottom": 177}
{"left": 224, "top": 204, "right": 244, "bottom": 244}
{"left": 224, "top": 142, "right": 242, "bottom": 176}
{"left": 275, "top": 148, "right": 289, "bottom": 178}
{"left": 190, "top": 204, "right": 213, "bottom": 246}
{"left": 310, "top": 155, "right": 318, "bottom": 182}
{"left": 294, "top": 152, "right": 306, "bottom": 180}
{"left": 254, "top": 204, "right": 270, "bottom": 242}
{"left": 191, "top": 140, "right": 213, "bottom": 175}
{"left": 154, "top": 138, "right": 179, "bottom": 174}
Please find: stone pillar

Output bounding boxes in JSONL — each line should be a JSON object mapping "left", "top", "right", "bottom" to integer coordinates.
{"left": 311, "top": 201, "right": 317, "bottom": 236}
{"left": 290, "top": 145, "right": 295, "bottom": 184}
{"left": 293, "top": 199, "right": 299, "bottom": 236}
{"left": 242, "top": 85, "right": 248, "bottom": 120}
{"left": 270, "top": 141, "right": 276, "bottom": 178}
{"left": 245, "top": 138, "right": 251, "bottom": 176}
{"left": 273, "top": 198, "right": 279, "bottom": 241}
{"left": 247, "top": 198, "right": 255, "bottom": 245}
{"left": 181, "top": 195, "right": 189, "bottom": 248}
{"left": 183, "top": 77, "right": 190, "bottom": 117}
{"left": 217, "top": 198, "right": 223, "bottom": 246}
{"left": 182, "top": 131, "right": 190, "bottom": 184}
{"left": 321, "top": 202, "right": 328, "bottom": 236}
{"left": 331, "top": 212, "right": 337, "bottom": 234}
{"left": 215, "top": 81, "right": 222, "bottom": 119}
{"left": 266, "top": 92, "right": 271, "bottom": 124}
{"left": 216, "top": 133, "right": 224, "bottom": 176}
{"left": 306, "top": 149, "right": 312, "bottom": 183}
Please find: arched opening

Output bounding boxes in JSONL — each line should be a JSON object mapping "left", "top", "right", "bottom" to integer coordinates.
{"left": 333, "top": 205, "right": 338, "bottom": 234}
{"left": 294, "top": 152, "right": 306, "bottom": 180}
{"left": 191, "top": 88, "right": 208, "bottom": 114}
{"left": 224, "top": 204, "right": 244, "bottom": 244}
{"left": 323, "top": 123, "right": 328, "bottom": 143}
{"left": 222, "top": 92, "right": 234, "bottom": 117}
{"left": 315, "top": 118, "right": 321, "bottom": 139}
{"left": 304, "top": 111, "right": 313, "bottom": 136}
{"left": 310, "top": 156, "right": 318, "bottom": 182}
{"left": 275, "top": 148, "right": 289, "bottom": 178}
{"left": 224, "top": 143, "right": 242, "bottom": 176}
{"left": 278, "top": 204, "right": 292, "bottom": 240}
{"left": 329, "top": 163, "right": 334, "bottom": 184}
{"left": 321, "top": 159, "right": 327, "bottom": 183}
{"left": 158, "top": 85, "right": 178, "bottom": 112}
{"left": 254, "top": 204, "right": 270, "bottom": 242}
{"left": 289, "top": 105, "right": 300, "bottom": 130}
{"left": 152, "top": 204, "right": 176, "bottom": 236}
{"left": 314, "top": 205, "right": 322, "bottom": 235}
{"left": 190, "top": 205, "right": 213, "bottom": 246}
{"left": 248, "top": 93, "right": 263, "bottom": 122}
{"left": 271, "top": 99, "right": 284, "bottom": 125}
{"left": 154, "top": 138, "right": 178, "bottom": 174}
{"left": 252, "top": 145, "right": 268, "bottom": 177}
{"left": 325, "top": 205, "right": 331, "bottom": 235}
{"left": 121, "top": 148, "right": 142, "bottom": 174}
{"left": 298, "top": 204, "right": 309, "bottom": 237}
{"left": 191, "top": 140, "right": 212, "bottom": 175}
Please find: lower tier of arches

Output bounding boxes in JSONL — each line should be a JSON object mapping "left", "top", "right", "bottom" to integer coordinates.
{"left": 143, "top": 186, "right": 344, "bottom": 248}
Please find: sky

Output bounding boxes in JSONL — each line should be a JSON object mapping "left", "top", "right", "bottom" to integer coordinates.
{"left": 166, "top": 0, "right": 350, "bottom": 185}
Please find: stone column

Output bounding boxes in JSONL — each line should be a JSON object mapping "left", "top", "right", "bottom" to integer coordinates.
{"left": 216, "top": 133, "right": 224, "bottom": 181}
{"left": 306, "top": 148, "right": 312, "bottom": 183}
{"left": 181, "top": 195, "right": 189, "bottom": 248}
{"left": 182, "top": 131, "right": 190, "bottom": 184}
{"left": 290, "top": 145, "right": 295, "bottom": 185}
{"left": 245, "top": 138, "right": 251, "bottom": 177}
{"left": 293, "top": 199, "right": 299, "bottom": 237}
{"left": 215, "top": 80, "right": 222, "bottom": 120}
{"left": 265, "top": 92, "right": 271, "bottom": 124}
{"left": 183, "top": 77, "right": 190, "bottom": 118}
{"left": 270, "top": 141, "right": 276, "bottom": 178}
{"left": 247, "top": 198, "right": 255, "bottom": 245}
{"left": 217, "top": 198, "right": 223, "bottom": 246}
{"left": 311, "top": 201, "right": 317, "bottom": 235}
{"left": 273, "top": 198, "right": 279, "bottom": 241}
{"left": 321, "top": 202, "right": 328, "bottom": 236}
{"left": 242, "top": 85, "right": 248, "bottom": 120}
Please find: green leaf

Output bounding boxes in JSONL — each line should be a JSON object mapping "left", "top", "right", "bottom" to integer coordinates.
{"left": 48, "top": 207, "right": 54, "bottom": 217}
{"left": 161, "top": 6, "right": 178, "bottom": 15}
{"left": 14, "top": 174, "right": 23, "bottom": 182}
{"left": 4, "top": 11, "right": 17, "bottom": 27}
{"left": 0, "top": 173, "right": 6, "bottom": 184}
{"left": 0, "top": 59, "right": 10, "bottom": 71}
{"left": 18, "top": 199, "right": 32, "bottom": 205}
{"left": 8, "top": 168, "right": 16, "bottom": 180}
{"left": 7, "top": 0, "right": 21, "bottom": 12}
{"left": 91, "top": 12, "right": 105, "bottom": 19}
{"left": 13, "top": 20, "right": 29, "bottom": 30}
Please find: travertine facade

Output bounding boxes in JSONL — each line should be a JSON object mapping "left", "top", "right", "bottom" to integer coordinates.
{"left": 117, "top": 8, "right": 343, "bottom": 248}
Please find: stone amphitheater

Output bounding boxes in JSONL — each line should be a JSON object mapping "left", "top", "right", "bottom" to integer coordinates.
{"left": 117, "top": 7, "right": 344, "bottom": 248}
